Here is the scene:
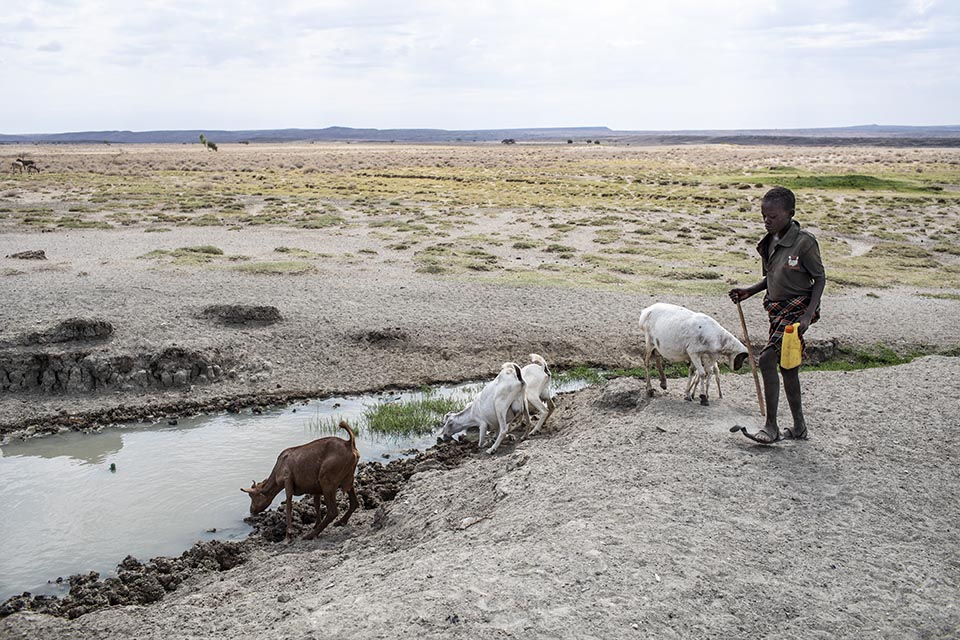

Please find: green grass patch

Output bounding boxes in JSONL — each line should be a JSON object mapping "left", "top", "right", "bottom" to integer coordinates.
{"left": 769, "top": 174, "right": 935, "bottom": 193}
{"left": 297, "top": 213, "right": 345, "bottom": 229}
{"left": 552, "top": 363, "right": 692, "bottom": 388}
{"left": 181, "top": 245, "right": 224, "bottom": 255}
{"left": 140, "top": 245, "right": 226, "bottom": 266}
{"left": 804, "top": 344, "right": 914, "bottom": 371}
{"left": 233, "top": 261, "right": 314, "bottom": 275}
{"left": 362, "top": 390, "right": 470, "bottom": 437}
{"left": 933, "top": 243, "right": 960, "bottom": 256}
{"left": 56, "top": 219, "right": 113, "bottom": 229}
{"left": 274, "top": 246, "right": 331, "bottom": 258}
{"left": 916, "top": 292, "right": 960, "bottom": 301}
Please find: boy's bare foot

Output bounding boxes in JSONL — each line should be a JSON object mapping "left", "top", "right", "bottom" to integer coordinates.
{"left": 730, "top": 424, "right": 781, "bottom": 444}
{"left": 780, "top": 423, "right": 809, "bottom": 440}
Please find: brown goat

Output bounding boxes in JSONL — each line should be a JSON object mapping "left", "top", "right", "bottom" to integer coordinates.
{"left": 241, "top": 421, "right": 360, "bottom": 541}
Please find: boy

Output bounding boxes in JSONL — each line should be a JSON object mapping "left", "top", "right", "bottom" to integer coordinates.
{"left": 728, "top": 186, "right": 825, "bottom": 444}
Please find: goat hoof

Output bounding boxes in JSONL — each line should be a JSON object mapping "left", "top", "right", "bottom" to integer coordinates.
{"left": 699, "top": 395, "right": 709, "bottom": 406}
{"left": 684, "top": 395, "right": 692, "bottom": 402}
{"left": 646, "top": 389, "right": 655, "bottom": 398}
{"left": 659, "top": 382, "right": 667, "bottom": 390}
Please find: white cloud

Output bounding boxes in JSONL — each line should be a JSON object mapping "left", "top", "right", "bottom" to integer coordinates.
{"left": 0, "top": 0, "right": 957, "bottom": 132}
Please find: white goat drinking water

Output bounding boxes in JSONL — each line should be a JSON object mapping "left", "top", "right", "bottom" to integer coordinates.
{"left": 519, "top": 353, "right": 556, "bottom": 439}
{"left": 440, "top": 362, "right": 529, "bottom": 454}
{"left": 638, "top": 303, "right": 749, "bottom": 405}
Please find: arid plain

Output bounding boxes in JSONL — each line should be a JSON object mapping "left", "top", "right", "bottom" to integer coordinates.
{"left": 1, "top": 143, "right": 958, "bottom": 639}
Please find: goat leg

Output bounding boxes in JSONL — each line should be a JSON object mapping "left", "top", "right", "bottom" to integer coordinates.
{"left": 304, "top": 488, "right": 339, "bottom": 539}
{"left": 284, "top": 481, "right": 295, "bottom": 542}
{"left": 656, "top": 352, "right": 667, "bottom": 390}
{"left": 335, "top": 487, "right": 359, "bottom": 527}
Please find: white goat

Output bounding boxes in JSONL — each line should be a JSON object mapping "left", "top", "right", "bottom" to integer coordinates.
{"left": 638, "top": 303, "right": 748, "bottom": 405}
{"left": 439, "top": 362, "right": 529, "bottom": 454}
{"left": 519, "top": 353, "right": 556, "bottom": 439}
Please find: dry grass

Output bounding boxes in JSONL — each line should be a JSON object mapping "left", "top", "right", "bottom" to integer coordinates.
{"left": 2, "top": 143, "right": 958, "bottom": 291}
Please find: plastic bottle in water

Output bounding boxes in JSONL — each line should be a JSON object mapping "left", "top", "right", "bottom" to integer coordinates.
{"left": 780, "top": 323, "right": 802, "bottom": 369}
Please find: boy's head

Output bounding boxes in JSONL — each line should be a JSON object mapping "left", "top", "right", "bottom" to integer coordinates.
{"left": 761, "top": 186, "right": 795, "bottom": 236}
{"left": 762, "top": 186, "right": 795, "bottom": 215}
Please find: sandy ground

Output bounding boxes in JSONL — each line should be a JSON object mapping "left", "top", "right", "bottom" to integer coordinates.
{"left": 2, "top": 357, "right": 958, "bottom": 639}
{"left": 1, "top": 171, "right": 959, "bottom": 637}
{"left": 1, "top": 225, "right": 957, "bottom": 437}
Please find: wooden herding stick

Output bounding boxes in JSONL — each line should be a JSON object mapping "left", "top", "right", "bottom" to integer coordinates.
{"left": 736, "top": 300, "right": 765, "bottom": 416}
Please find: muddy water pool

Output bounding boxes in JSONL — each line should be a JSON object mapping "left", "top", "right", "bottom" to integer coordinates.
{"left": 0, "top": 378, "right": 588, "bottom": 601}
{"left": 0, "top": 384, "right": 466, "bottom": 600}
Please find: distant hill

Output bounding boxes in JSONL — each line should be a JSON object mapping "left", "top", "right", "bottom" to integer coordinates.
{"left": 2, "top": 124, "right": 959, "bottom": 146}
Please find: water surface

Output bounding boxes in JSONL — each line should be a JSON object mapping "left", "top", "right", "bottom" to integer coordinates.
{"left": 0, "top": 378, "right": 588, "bottom": 601}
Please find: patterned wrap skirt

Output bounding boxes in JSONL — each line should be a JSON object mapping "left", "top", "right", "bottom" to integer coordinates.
{"left": 762, "top": 295, "right": 820, "bottom": 355}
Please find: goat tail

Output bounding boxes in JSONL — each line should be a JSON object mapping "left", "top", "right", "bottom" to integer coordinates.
{"left": 339, "top": 420, "right": 357, "bottom": 451}
{"left": 511, "top": 362, "right": 523, "bottom": 383}
{"left": 529, "top": 353, "right": 550, "bottom": 377}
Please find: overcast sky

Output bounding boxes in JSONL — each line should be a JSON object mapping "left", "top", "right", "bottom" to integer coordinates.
{"left": 1, "top": 0, "right": 957, "bottom": 133}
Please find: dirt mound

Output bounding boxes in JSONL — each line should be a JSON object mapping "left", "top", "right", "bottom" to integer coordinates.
{"left": 0, "top": 347, "right": 228, "bottom": 394}
{"left": 6, "top": 250, "right": 46, "bottom": 260}
{"left": 201, "top": 304, "right": 282, "bottom": 325}
{"left": 19, "top": 318, "right": 114, "bottom": 346}
{"left": 594, "top": 376, "right": 647, "bottom": 409}
{"left": 351, "top": 327, "right": 409, "bottom": 345}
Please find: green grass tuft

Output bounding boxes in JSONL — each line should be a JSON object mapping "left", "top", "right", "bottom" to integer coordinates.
{"left": 916, "top": 292, "right": 960, "bottom": 301}
{"left": 234, "top": 261, "right": 314, "bottom": 275}
{"left": 363, "top": 390, "right": 470, "bottom": 437}
{"left": 181, "top": 245, "right": 224, "bottom": 255}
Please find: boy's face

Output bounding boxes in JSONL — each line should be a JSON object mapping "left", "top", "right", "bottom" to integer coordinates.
{"left": 761, "top": 201, "right": 793, "bottom": 236}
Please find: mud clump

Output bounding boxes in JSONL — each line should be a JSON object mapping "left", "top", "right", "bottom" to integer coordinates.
{"left": 19, "top": 318, "right": 114, "bottom": 346}
{"left": 0, "top": 540, "right": 250, "bottom": 620}
{"left": 352, "top": 327, "right": 409, "bottom": 345}
{"left": 595, "top": 377, "right": 646, "bottom": 410}
{"left": 201, "top": 304, "right": 282, "bottom": 325}
{"left": 6, "top": 250, "right": 46, "bottom": 260}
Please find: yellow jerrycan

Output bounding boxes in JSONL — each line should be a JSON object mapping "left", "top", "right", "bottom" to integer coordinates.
{"left": 780, "top": 323, "right": 802, "bottom": 369}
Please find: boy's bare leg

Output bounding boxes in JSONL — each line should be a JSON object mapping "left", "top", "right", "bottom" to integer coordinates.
{"left": 781, "top": 367, "right": 808, "bottom": 438}
{"left": 757, "top": 347, "right": 781, "bottom": 442}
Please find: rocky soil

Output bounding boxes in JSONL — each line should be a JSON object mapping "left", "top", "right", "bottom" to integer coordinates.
{"left": 1, "top": 219, "right": 959, "bottom": 638}
{"left": 2, "top": 359, "right": 958, "bottom": 639}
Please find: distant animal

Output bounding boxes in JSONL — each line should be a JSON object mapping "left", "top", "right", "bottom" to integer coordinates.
{"left": 11, "top": 158, "right": 40, "bottom": 173}
{"left": 638, "top": 302, "right": 748, "bottom": 406}
{"left": 440, "top": 362, "right": 529, "bottom": 454}
{"left": 519, "top": 353, "right": 556, "bottom": 439}
{"left": 241, "top": 421, "right": 360, "bottom": 542}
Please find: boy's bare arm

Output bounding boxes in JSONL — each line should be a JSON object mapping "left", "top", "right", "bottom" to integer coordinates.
{"left": 798, "top": 275, "right": 825, "bottom": 334}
